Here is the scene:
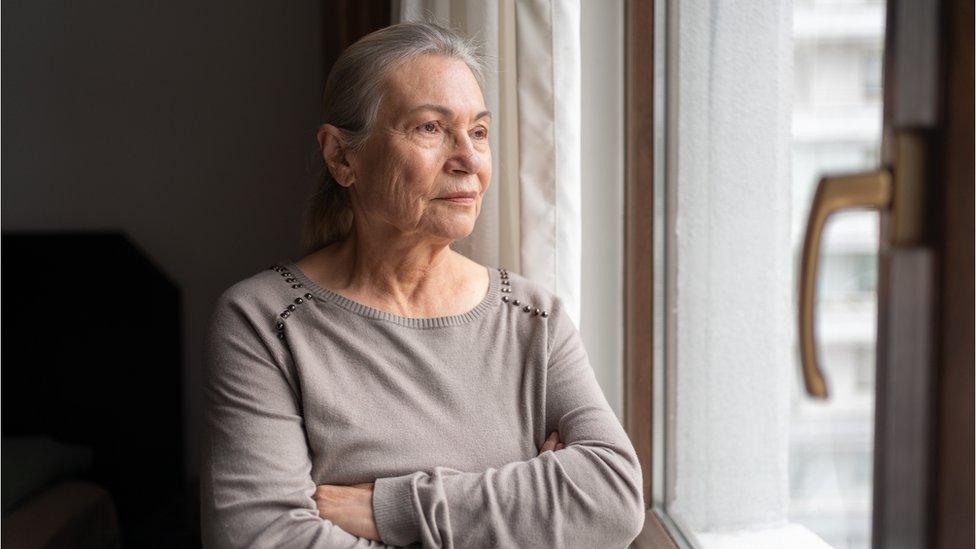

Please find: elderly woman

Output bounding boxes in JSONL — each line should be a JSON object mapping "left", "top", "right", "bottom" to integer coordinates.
{"left": 200, "top": 21, "right": 644, "bottom": 549}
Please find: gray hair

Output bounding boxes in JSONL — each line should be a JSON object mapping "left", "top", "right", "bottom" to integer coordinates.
{"left": 301, "top": 20, "right": 487, "bottom": 254}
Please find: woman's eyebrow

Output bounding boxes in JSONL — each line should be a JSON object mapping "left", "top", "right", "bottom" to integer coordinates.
{"left": 405, "top": 104, "right": 491, "bottom": 121}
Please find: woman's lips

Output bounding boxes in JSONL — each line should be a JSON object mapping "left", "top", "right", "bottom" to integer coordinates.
{"left": 438, "top": 197, "right": 475, "bottom": 205}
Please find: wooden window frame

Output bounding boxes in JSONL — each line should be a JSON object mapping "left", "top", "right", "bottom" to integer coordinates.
{"left": 624, "top": 0, "right": 677, "bottom": 546}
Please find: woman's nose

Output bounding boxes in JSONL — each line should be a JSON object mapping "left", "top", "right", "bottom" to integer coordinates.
{"left": 445, "top": 133, "right": 485, "bottom": 175}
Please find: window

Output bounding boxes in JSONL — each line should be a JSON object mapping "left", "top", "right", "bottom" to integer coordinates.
{"left": 863, "top": 51, "right": 883, "bottom": 101}
{"left": 644, "top": 0, "right": 885, "bottom": 547}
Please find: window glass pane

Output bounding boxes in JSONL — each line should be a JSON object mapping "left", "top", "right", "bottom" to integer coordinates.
{"left": 661, "top": 1, "right": 886, "bottom": 547}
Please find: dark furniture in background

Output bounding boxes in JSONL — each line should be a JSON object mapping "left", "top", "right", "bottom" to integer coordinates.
{"left": 2, "top": 231, "right": 196, "bottom": 548}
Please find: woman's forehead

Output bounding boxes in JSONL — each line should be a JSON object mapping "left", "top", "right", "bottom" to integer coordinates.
{"left": 382, "top": 56, "right": 486, "bottom": 118}
{"left": 402, "top": 103, "right": 491, "bottom": 122}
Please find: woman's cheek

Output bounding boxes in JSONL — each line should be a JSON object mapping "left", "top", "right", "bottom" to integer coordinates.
{"left": 481, "top": 151, "right": 492, "bottom": 186}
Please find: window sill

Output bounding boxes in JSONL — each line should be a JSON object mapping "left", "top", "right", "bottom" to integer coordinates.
{"left": 631, "top": 509, "right": 678, "bottom": 549}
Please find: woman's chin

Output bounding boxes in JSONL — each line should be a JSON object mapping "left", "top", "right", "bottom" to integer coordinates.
{"left": 431, "top": 223, "right": 476, "bottom": 242}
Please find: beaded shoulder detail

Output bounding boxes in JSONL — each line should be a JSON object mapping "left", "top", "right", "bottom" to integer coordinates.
{"left": 268, "top": 263, "right": 545, "bottom": 334}
{"left": 269, "top": 263, "right": 315, "bottom": 339}
{"left": 496, "top": 267, "right": 549, "bottom": 318}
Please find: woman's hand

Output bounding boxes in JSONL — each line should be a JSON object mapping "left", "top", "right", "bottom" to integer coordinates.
{"left": 313, "top": 482, "right": 381, "bottom": 542}
{"left": 539, "top": 430, "right": 565, "bottom": 455}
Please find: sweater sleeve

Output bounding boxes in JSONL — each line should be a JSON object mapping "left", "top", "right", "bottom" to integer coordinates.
{"left": 369, "top": 294, "right": 646, "bottom": 548}
{"left": 200, "top": 289, "right": 401, "bottom": 549}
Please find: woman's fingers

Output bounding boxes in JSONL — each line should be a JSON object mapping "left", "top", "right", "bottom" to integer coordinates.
{"left": 539, "top": 431, "right": 561, "bottom": 454}
{"left": 539, "top": 432, "right": 555, "bottom": 453}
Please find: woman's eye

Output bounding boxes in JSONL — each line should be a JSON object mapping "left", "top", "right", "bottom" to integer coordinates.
{"left": 472, "top": 127, "right": 488, "bottom": 140}
{"left": 419, "top": 122, "right": 439, "bottom": 134}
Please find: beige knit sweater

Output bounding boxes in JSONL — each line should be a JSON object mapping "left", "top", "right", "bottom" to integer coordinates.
{"left": 199, "top": 261, "right": 645, "bottom": 548}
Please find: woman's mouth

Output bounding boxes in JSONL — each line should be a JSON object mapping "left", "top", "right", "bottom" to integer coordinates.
{"left": 438, "top": 197, "right": 475, "bottom": 205}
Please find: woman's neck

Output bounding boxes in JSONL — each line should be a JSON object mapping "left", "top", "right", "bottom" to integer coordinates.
{"left": 297, "top": 233, "right": 483, "bottom": 318}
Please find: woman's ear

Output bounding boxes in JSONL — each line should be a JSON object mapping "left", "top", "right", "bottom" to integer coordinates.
{"left": 317, "top": 123, "right": 354, "bottom": 187}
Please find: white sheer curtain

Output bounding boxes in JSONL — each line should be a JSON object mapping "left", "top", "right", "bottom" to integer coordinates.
{"left": 393, "top": 0, "right": 583, "bottom": 326}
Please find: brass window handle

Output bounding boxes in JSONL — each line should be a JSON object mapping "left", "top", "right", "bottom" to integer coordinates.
{"left": 798, "top": 170, "right": 893, "bottom": 399}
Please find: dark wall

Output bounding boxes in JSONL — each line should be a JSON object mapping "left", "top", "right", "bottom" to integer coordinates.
{"left": 325, "top": 0, "right": 394, "bottom": 67}
{"left": 2, "top": 1, "right": 330, "bottom": 482}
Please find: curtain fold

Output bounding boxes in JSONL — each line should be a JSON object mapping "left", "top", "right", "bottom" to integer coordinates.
{"left": 395, "top": 0, "right": 583, "bottom": 326}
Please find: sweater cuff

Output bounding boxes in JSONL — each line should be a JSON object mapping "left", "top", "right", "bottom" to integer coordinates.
{"left": 373, "top": 473, "right": 421, "bottom": 546}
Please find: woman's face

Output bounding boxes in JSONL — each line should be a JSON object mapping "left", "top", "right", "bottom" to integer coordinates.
{"left": 343, "top": 55, "right": 492, "bottom": 245}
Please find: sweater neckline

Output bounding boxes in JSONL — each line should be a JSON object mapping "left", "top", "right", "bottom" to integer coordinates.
{"left": 282, "top": 261, "right": 499, "bottom": 329}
